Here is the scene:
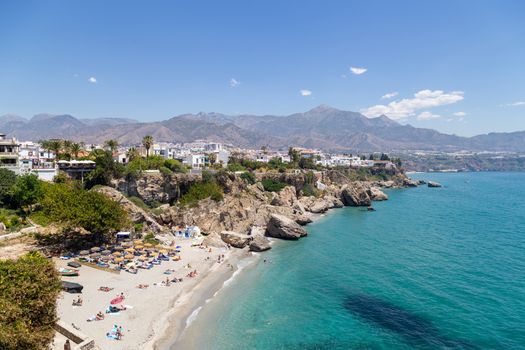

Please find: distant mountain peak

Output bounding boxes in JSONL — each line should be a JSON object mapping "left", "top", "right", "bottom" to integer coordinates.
{"left": 308, "top": 104, "right": 339, "bottom": 113}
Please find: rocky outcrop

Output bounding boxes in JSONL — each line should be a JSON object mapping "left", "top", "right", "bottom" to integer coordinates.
{"left": 249, "top": 235, "right": 271, "bottom": 252}
{"left": 270, "top": 186, "right": 297, "bottom": 206}
{"left": 220, "top": 231, "right": 252, "bottom": 248}
{"left": 402, "top": 178, "right": 420, "bottom": 187}
{"left": 370, "top": 187, "right": 388, "bottom": 201}
{"left": 0, "top": 222, "right": 6, "bottom": 233}
{"left": 427, "top": 181, "right": 442, "bottom": 188}
{"left": 93, "top": 186, "right": 164, "bottom": 233}
{"left": 202, "top": 232, "right": 227, "bottom": 248}
{"left": 299, "top": 195, "right": 343, "bottom": 214}
{"left": 266, "top": 214, "right": 307, "bottom": 240}
{"left": 341, "top": 183, "right": 372, "bottom": 206}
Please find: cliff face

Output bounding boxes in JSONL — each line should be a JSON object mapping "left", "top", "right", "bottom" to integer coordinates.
{"left": 110, "top": 170, "right": 408, "bottom": 237}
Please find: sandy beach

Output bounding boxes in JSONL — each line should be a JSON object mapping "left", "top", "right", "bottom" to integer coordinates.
{"left": 53, "top": 236, "right": 249, "bottom": 350}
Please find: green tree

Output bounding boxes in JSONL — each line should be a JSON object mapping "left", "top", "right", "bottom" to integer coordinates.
{"left": 126, "top": 147, "right": 141, "bottom": 162}
{"left": 261, "top": 179, "right": 287, "bottom": 192}
{"left": 142, "top": 135, "right": 154, "bottom": 157}
{"left": 41, "top": 183, "right": 129, "bottom": 241}
{"left": 0, "top": 169, "right": 17, "bottom": 205}
{"left": 48, "top": 139, "right": 63, "bottom": 159}
{"left": 84, "top": 150, "right": 124, "bottom": 188}
{"left": 0, "top": 251, "right": 61, "bottom": 350}
{"left": 240, "top": 171, "right": 256, "bottom": 184}
{"left": 39, "top": 140, "right": 52, "bottom": 160}
{"left": 104, "top": 139, "right": 119, "bottom": 153}
{"left": 11, "top": 174, "right": 43, "bottom": 212}
{"left": 70, "top": 142, "right": 82, "bottom": 159}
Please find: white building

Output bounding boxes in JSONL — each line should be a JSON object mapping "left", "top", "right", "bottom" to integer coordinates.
{"left": 0, "top": 133, "right": 20, "bottom": 174}
{"left": 184, "top": 154, "right": 209, "bottom": 168}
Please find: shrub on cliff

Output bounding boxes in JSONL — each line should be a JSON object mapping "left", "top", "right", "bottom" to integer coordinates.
{"left": 262, "top": 179, "right": 287, "bottom": 192}
{"left": 0, "top": 168, "right": 16, "bottom": 205}
{"left": 179, "top": 182, "right": 223, "bottom": 207}
{"left": 0, "top": 252, "right": 61, "bottom": 350}
{"left": 41, "top": 183, "right": 129, "bottom": 241}
{"left": 240, "top": 171, "right": 256, "bottom": 184}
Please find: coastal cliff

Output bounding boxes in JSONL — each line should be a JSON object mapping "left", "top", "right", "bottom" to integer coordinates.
{"left": 107, "top": 168, "right": 411, "bottom": 249}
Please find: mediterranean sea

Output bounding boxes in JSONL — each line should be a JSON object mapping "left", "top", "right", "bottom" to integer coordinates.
{"left": 175, "top": 172, "right": 525, "bottom": 349}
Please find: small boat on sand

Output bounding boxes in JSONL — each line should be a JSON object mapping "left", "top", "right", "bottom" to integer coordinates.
{"left": 59, "top": 268, "right": 79, "bottom": 277}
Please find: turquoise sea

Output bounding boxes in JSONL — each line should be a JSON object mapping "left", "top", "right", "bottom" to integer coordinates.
{"left": 176, "top": 172, "right": 525, "bottom": 349}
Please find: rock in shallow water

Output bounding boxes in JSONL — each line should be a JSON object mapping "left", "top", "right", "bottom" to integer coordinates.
{"left": 266, "top": 214, "right": 307, "bottom": 240}
{"left": 427, "top": 181, "right": 442, "bottom": 188}
{"left": 249, "top": 235, "right": 272, "bottom": 252}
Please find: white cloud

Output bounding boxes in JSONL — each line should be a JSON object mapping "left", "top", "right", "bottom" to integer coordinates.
{"left": 507, "top": 101, "right": 525, "bottom": 106}
{"left": 417, "top": 111, "right": 441, "bottom": 120}
{"left": 361, "top": 89, "right": 464, "bottom": 120}
{"left": 300, "top": 89, "right": 312, "bottom": 96}
{"left": 381, "top": 92, "right": 398, "bottom": 99}
{"left": 88, "top": 77, "right": 97, "bottom": 84}
{"left": 453, "top": 111, "right": 467, "bottom": 117}
{"left": 350, "top": 66, "right": 367, "bottom": 75}
{"left": 229, "top": 78, "right": 240, "bottom": 87}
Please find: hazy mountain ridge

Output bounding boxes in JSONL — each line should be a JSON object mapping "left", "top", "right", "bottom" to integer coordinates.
{"left": 1, "top": 107, "right": 524, "bottom": 152}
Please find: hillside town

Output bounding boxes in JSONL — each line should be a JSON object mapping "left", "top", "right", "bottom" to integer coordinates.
{"left": 0, "top": 132, "right": 398, "bottom": 181}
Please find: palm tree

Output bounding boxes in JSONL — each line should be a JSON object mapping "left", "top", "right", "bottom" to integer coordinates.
{"left": 39, "top": 140, "right": 52, "bottom": 160}
{"left": 63, "top": 140, "right": 73, "bottom": 154}
{"left": 49, "top": 139, "right": 63, "bottom": 160}
{"left": 126, "top": 147, "right": 140, "bottom": 162}
{"left": 104, "top": 139, "right": 119, "bottom": 153}
{"left": 70, "top": 143, "right": 82, "bottom": 159}
{"left": 142, "top": 135, "right": 153, "bottom": 158}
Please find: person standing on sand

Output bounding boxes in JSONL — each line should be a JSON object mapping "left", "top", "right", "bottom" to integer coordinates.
{"left": 64, "top": 339, "right": 71, "bottom": 350}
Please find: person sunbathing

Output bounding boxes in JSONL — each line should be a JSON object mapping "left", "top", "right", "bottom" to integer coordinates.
{"left": 72, "top": 296, "right": 83, "bottom": 306}
{"left": 136, "top": 284, "right": 149, "bottom": 289}
{"left": 98, "top": 286, "right": 113, "bottom": 292}
{"left": 96, "top": 311, "right": 105, "bottom": 320}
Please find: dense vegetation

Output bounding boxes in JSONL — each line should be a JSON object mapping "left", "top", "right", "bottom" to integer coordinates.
{"left": 0, "top": 252, "right": 61, "bottom": 350}
{"left": 179, "top": 182, "right": 223, "bottom": 207}
{"left": 0, "top": 169, "right": 129, "bottom": 241}
{"left": 261, "top": 179, "right": 287, "bottom": 192}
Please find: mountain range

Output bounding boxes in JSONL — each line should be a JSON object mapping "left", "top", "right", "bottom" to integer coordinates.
{"left": 1, "top": 105, "right": 524, "bottom": 152}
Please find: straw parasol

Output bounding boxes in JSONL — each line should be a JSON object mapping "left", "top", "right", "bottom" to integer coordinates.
{"left": 133, "top": 239, "right": 143, "bottom": 244}
{"left": 90, "top": 247, "right": 101, "bottom": 253}
{"left": 91, "top": 253, "right": 101, "bottom": 259}
{"left": 113, "top": 251, "right": 122, "bottom": 257}
{"left": 101, "top": 250, "right": 112, "bottom": 256}
{"left": 135, "top": 245, "right": 144, "bottom": 250}
{"left": 125, "top": 248, "right": 135, "bottom": 253}
{"left": 138, "top": 256, "right": 147, "bottom": 261}
{"left": 79, "top": 250, "right": 89, "bottom": 256}
{"left": 121, "top": 242, "right": 132, "bottom": 248}
{"left": 159, "top": 249, "right": 168, "bottom": 254}
{"left": 144, "top": 243, "right": 153, "bottom": 248}
{"left": 124, "top": 254, "right": 134, "bottom": 259}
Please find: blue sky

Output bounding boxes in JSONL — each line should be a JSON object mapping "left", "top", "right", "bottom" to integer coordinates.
{"left": 1, "top": 0, "right": 524, "bottom": 136}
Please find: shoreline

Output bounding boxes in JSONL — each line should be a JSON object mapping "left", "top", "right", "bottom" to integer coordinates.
{"left": 148, "top": 249, "right": 258, "bottom": 350}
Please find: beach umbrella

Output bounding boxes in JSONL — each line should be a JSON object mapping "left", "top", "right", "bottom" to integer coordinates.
{"left": 101, "top": 250, "right": 112, "bottom": 256}
{"left": 100, "top": 256, "right": 109, "bottom": 262}
{"left": 113, "top": 251, "right": 122, "bottom": 257}
{"left": 79, "top": 250, "right": 89, "bottom": 256}
{"left": 135, "top": 245, "right": 144, "bottom": 249}
{"left": 124, "top": 254, "right": 134, "bottom": 259}
{"left": 159, "top": 249, "right": 168, "bottom": 254}
{"left": 125, "top": 248, "right": 135, "bottom": 253}
{"left": 144, "top": 243, "right": 153, "bottom": 248}
{"left": 90, "top": 247, "right": 101, "bottom": 253}
{"left": 121, "top": 242, "right": 132, "bottom": 248}
{"left": 113, "top": 245, "right": 124, "bottom": 251}
{"left": 138, "top": 256, "right": 147, "bottom": 261}
{"left": 114, "top": 257, "right": 124, "bottom": 262}
{"left": 91, "top": 253, "right": 101, "bottom": 259}
{"left": 133, "top": 239, "right": 143, "bottom": 244}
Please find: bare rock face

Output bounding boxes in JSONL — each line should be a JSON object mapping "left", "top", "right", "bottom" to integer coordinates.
{"left": 220, "top": 231, "right": 252, "bottom": 248}
{"left": 202, "top": 232, "right": 227, "bottom": 248}
{"left": 249, "top": 235, "right": 271, "bottom": 252}
{"left": 341, "top": 183, "right": 372, "bottom": 206}
{"left": 370, "top": 187, "right": 388, "bottom": 201}
{"left": 266, "top": 214, "right": 307, "bottom": 240}
{"left": 93, "top": 186, "right": 164, "bottom": 233}
{"left": 403, "top": 178, "right": 420, "bottom": 187}
{"left": 270, "top": 186, "right": 297, "bottom": 206}
{"left": 0, "top": 222, "right": 6, "bottom": 232}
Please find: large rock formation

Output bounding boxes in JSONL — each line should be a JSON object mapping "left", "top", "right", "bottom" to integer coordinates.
{"left": 427, "top": 181, "right": 442, "bottom": 188}
{"left": 220, "top": 231, "right": 252, "bottom": 248}
{"left": 266, "top": 214, "right": 307, "bottom": 240}
{"left": 341, "top": 183, "right": 372, "bottom": 206}
{"left": 93, "top": 186, "right": 164, "bottom": 233}
{"left": 249, "top": 234, "right": 271, "bottom": 252}
{"left": 370, "top": 187, "right": 388, "bottom": 201}
{"left": 202, "top": 232, "right": 227, "bottom": 248}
